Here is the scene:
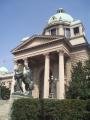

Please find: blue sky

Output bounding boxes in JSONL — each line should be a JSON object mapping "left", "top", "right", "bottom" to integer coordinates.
{"left": 0, "top": 0, "right": 90, "bottom": 71}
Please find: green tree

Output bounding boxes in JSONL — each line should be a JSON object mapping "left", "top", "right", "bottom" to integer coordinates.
{"left": 83, "top": 59, "right": 90, "bottom": 99}
{"left": 66, "top": 60, "right": 90, "bottom": 99}
{"left": 1, "top": 86, "right": 10, "bottom": 100}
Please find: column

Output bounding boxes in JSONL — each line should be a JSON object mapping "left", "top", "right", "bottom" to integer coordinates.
{"left": 57, "top": 51, "right": 65, "bottom": 99}
{"left": 59, "top": 25, "right": 64, "bottom": 36}
{"left": 11, "top": 60, "right": 17, "bottom": 94}
{"left": 43, "top": 53, "right": 50, "bottom": 98}
{"left": 24, "top": 58, "right": 29, "bottom": 68}
{"left": 71, "top": 28, "right": 74, "bottom": 37}
{"left": 23, "top": 58, "right": 29, "bottom": 93}
{"left": 23, "top": 58, "right": 29, "bottom": 74}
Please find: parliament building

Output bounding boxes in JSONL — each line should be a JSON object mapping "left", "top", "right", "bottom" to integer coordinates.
{"left": 12, "top": 8, "right": 90, "bottom": 99}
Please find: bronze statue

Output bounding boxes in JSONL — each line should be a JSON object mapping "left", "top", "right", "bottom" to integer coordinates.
{"left": 49, "top": 75, "right": 57, "bottom": 98}
{"left": 14, "top": 63, "right": 34, "bottom": 96}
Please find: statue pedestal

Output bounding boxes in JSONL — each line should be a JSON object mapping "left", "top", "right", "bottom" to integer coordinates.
{"left": 11, "top": 93, "right": 32, "bottom": 100}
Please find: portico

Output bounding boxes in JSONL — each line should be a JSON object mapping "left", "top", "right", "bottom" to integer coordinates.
{"left": 12, "top": 38, "right": 70, "bottom": 99}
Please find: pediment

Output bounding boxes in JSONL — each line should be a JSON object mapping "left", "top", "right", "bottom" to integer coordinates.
{"left": 12, "top": 35, "right": 58, "bottom": 53}
{"left": 20, "top": 38, "right": 49, "bottom": 49}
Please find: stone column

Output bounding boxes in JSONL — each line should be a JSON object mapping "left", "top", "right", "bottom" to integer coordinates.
{"left": 57, "top": 51, "right": 65, "bottom": 99}
{"left": 24, "top": 58, "right": 29, "bottom": 68}
{"left": 59, "top": 25, "right": 64, "bottom": 36}
{"left": 23, "top": 58, "right": 29, "bottom": 93}
{"left": 43, "top": 53, "right": 50, "bottom": 98}
{"left": 11, "top": 60, "right": 17, "bottom": 94}
{"left": 71, "top": 28, "right": 74, "bottom": 38}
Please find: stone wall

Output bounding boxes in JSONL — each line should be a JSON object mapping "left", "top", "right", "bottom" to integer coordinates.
{"left": 65, "top": 49, "right": 89, "bottom": 84}
{"left": 70, "top": 49, "right": 89, "bottom": 65}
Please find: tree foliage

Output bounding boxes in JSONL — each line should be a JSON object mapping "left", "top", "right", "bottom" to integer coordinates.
{"left": 1, "top": 86, "right": 10, "bottom": 100}
{"left": 66, "top": 60, "right": 90, "bottom": 99}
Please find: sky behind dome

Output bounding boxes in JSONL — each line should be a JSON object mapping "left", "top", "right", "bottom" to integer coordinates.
{"left": 0, "top": 0, "right": 90, "bottom": 71}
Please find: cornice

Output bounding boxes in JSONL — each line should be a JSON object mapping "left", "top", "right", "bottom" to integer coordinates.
{"left": 69, "top": 35, "right": 88, "bottom": 43}
{"left": 71, "top": 43, "right": 89, "bottom": 52}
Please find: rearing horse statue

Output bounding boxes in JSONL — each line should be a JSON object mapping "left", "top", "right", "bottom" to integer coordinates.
{"left": 14, "top": 63, "right": 34, "bottom": 95}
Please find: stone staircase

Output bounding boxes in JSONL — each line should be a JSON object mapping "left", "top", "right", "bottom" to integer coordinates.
{"left": 0, "top": 100, "right": 13, "bottom": 120}
{"left": 0, "top": 95, "right": 30, "bottom": 120}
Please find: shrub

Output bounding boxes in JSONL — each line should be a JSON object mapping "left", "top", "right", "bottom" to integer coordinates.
{"left": 11, "top": 99, "right": 90, "bottom": 120}
{"left": 1, "top": 86, "right": 10, "bottom": 100}
{"left": 11, "top": 98, "right": 40, "bottom": 120}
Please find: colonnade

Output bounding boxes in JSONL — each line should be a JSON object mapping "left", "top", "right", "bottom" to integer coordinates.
{"left": 43, "top": 51, "right": 65, "bottom": 99}
{"left": 13, "top": 50, "right": 65, "bottom": 99}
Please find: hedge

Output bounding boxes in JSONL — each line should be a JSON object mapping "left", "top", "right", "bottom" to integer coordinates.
{"left": 11, "top": 99, "right": 90, "bottom": 120}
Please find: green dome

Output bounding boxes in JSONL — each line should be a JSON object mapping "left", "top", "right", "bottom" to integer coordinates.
{"left": 0, "top": 67, "right": 9, "bottom": 75}
{"left": 48, "top": 8, "right": 74, "bottom": 24}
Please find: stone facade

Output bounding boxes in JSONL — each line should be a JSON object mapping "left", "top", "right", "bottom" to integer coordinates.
{"left": 11, "top": 8, "right": 90, "bottom": 99}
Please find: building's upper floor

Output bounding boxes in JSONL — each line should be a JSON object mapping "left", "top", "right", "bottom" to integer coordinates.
{"left": 43, "top": 8, "right": 87, "bottom": 46}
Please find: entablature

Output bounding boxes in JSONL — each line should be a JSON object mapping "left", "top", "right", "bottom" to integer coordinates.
{"left": 13, "top": 38, "right": 71, "bottom": 61}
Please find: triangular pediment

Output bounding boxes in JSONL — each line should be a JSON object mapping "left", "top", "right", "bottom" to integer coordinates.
{"left": 19, "top": 38, "right": 48, "bottom": 49}
{"left": 12, "top": 35, "right": 59, "bottom": 53}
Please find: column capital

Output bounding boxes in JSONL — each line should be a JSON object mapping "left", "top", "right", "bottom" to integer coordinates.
{"left": 57, "top": 49, "right": 64, "bottom": 54}
{"left": 23, "top": 57, "right": 29, "bottom": 67}
{"left": 13, "top": 60, "right": 18, "bottom": 69}
{"left": 13, "top": 60, "right": 17, "bottom": 63}
{"left": 23, "top": 57, "right": 28, "bottom": 61}
{"left": 43, "top": 52, "right": 49, "bottom": 56}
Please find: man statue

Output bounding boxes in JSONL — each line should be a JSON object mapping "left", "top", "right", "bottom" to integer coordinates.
{"left": 49, "top": 75, "right": 56, "bottom": 98}
{"left": 14, "top": 63, "right": 34, "bottom": 96}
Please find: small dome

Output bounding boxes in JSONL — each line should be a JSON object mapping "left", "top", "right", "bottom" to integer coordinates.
{"left": 0, "top": 67, "right": 9, "bottom": 75}
{"left": 48, "top": 8, "right": 74, "bottom": 24}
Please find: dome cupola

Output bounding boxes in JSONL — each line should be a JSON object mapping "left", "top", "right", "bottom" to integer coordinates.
{"left": 48, "top": 8, "right": 74, "bottom": 24}
{"left": 0, "top": 66, "right": 9, "bottom": 75}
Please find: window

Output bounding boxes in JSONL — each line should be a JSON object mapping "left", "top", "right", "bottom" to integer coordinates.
{"left": 51, "top": 28, "right": 56, "bottom": 35}
{"left": 65, "top": 28, "right": 71, "bottom": 38}
{"left": 73, "top": 27, "right": 79, "bottom": 35}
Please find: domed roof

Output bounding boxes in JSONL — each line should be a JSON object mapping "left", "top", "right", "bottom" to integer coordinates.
{"left": 0, "top": 66, "right": 9, "bottom": 75}
{"left": 48, "top": 8, "right": 74, "bottom": 24}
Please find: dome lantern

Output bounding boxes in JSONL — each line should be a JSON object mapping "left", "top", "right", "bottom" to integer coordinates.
{"left": 57, "top": 8, "right": 66, "bottom": 13}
